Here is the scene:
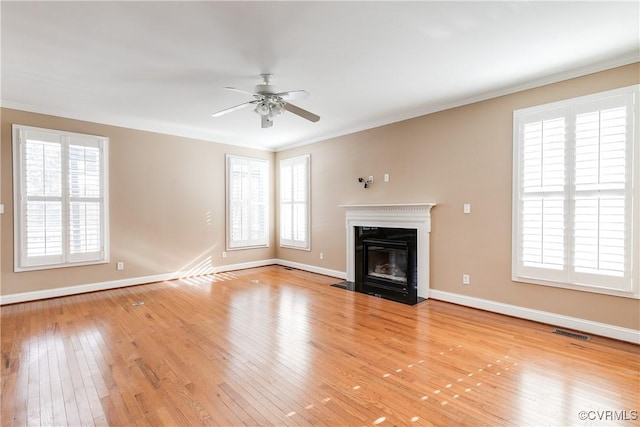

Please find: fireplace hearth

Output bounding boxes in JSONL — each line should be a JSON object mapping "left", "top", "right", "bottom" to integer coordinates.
{"left": 356, "top": 227, "right": 418, "bottom": 304}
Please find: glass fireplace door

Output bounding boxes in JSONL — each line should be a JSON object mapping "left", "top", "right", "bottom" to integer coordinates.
{"left": 364, "top": 239, "right": 409, "bottom": 286}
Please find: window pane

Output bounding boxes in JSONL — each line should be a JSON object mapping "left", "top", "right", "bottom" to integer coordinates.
{"left": 230, "top": 202, "right": 245, "bottom": 242}
{"left": 279, "top": 155, "right": 309, "bottom": 249}
{"left": 69, "top": 144, "right": 101, "bottom": 198}
{"left": 575, "top": 107, "right": 626, "bottom": 191}
{"left": 522, "top": 117, "right": 565, "bottom": 193}
{"left": 574, "top": 197, "right": 625, "bottom": 277}
{"left": 226, "top": 155, "right": 269, "bottom": 248}
{"left": 25, "top": 200, "right": 62, "bottom": 257}
{"left": 281, "top": 204, "right": 292, "bottom": 240}
{"left": 25, "top": 140, "right": 62, "bottom": 197}
{"left": 69, "top": 201, "right": 102, "bottom": 254}
{"left": 293, "top": 203, "right": 307, "bottom": 241}
{"left": 521, "top": 198, "right": 564, "bottom": 270}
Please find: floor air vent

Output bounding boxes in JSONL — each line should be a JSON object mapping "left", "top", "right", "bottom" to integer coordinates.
{"left": 553, "top": 328, "right": 590, "bottom": 341}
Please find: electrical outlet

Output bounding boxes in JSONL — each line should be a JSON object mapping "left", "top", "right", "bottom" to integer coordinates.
{"left": 384, "top": 173, "right": 389, "bottom": 182}
{"left": 463, "top": 204, "right": 471, "bottom": 214}
{"left": 222, "top": 251, "right": 227, "bottom": 259}
{"left": 320, "top": 252, "right": 324, "bottom": 260}
{"left": 117, "top": 262, "right": 124, "bottom": 271}
{"left": 368, "top": 175, "right": 374, "bottom": 183}
{"left": 462, "top": 274, "right": 470, "bottom": 285}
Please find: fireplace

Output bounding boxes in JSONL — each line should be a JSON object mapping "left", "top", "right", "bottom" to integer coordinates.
{"left": 340, "top": 203, "right": 436, "bottom": 303}
{"left": 356, "top": 227, "right": 417, "bottom": 304}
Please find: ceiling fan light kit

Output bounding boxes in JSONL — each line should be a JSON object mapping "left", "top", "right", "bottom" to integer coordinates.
{"left": 212, "top": 74, "right": 320, "bottom": 128}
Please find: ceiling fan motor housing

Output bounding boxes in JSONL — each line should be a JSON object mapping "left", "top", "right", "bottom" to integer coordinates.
{"left": 255, "top": 84, "right": 278, "bottom": 95}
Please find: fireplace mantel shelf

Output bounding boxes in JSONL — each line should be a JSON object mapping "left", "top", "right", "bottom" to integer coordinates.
{"left": 339, "top": 203, "right": 436, "bottom": 210}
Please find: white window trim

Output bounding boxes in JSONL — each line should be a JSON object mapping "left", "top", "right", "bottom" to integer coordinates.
{"left": 512, "top": 85, "right": 639, "bottom": 299}
{"left": 225, "top": 154, "right": 270, "bottom": 250}
{"left": 13, "top": 124, "right": 110, "bottom": 272}
{"left": 279, "top": 154, "right": 311, "bottom": 251}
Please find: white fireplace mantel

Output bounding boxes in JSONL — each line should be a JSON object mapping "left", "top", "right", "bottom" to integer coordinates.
{"left": 340, "top": 203, "right": 436, "bottom": 299}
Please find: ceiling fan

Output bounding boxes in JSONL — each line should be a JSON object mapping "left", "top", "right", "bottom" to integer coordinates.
{"left": 211, "top": 74, "right": 320, "bottom": 128}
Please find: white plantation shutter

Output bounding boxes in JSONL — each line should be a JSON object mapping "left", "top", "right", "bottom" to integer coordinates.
{"left": 280, "top": 155, "right": 310, "bottom": 250}
{"left": 572, "top": 102, "right": 629, "bottom": 287}
{"left": 226, "top": 155, "right": 269, "bottom": 249}
{"left": 68, "top": 138, "right": 104, "bottom": 262}
{"left": 13, "top": 125, "right": 109, "bottom": 271}
{"left": 520, "top": 115, "right": 566, "bottom": 280}
{"left": 513, "top": 86, "right": 638, "bottom": 297}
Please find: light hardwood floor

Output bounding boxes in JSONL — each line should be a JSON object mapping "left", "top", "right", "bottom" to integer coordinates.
{"left": 1, "top": 266, "right": 639, "bottom": 426}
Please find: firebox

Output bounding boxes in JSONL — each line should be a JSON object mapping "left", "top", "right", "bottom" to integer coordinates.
{"left": 355, "top": 227, "right": 418, "bottom": 304}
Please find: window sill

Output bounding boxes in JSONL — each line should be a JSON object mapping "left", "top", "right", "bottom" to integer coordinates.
{"left": 15, "top": 259, "right": 110, "bottom": 273}
{"left": 512, "top": 275, "right": 639, "bottom": 300}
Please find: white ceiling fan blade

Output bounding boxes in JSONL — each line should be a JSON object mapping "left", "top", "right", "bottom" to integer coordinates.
{"left": 275, "top": 90, "right": 309, "bottom": 100}
{"left": 261, "top": 115, "right": 273, "bottom": 128}
{"left": 284, "top": 103, "right": 320, "bottom": 122}
{"left": 224, "top": 86, "right": 257, "bottom": 97}
{"left": 211, "top": 101, "right": 256, "bottom": 117}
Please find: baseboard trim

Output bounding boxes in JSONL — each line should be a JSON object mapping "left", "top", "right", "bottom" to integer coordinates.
{"left": 429, "top": 289, "right": 640, "bottom": 344}
{"left": 275, "top": 259, "right": 347, "bottom": 280}
{"left": 218, "top": 259, "right": 279, "bottom": 273}
{"left": 0, "top": 259, "right": 278, "bottom": 305}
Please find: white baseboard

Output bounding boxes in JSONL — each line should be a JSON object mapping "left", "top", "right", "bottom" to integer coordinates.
{"left": 0, "top": 272, "right": 185, "bottom": 305}
{"left": 429, "top": 289, "right": 640, "bottom": 344}
{"left": 275, "top": 259, "right": 347, "bottom": 280}
{"left": 0, "top": 259, "right": 278, "bottom": 305}
{"left": 217, "top": 259, "right": 278, "bottom": 273}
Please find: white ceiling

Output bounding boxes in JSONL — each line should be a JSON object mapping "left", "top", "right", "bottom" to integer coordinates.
{"left": 2, "top": 1, "right": 638, "bottom": 151}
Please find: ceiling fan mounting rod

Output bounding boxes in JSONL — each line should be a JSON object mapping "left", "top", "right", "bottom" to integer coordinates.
{"left": 260, "top": 73, "right": 274, "bottom": 85}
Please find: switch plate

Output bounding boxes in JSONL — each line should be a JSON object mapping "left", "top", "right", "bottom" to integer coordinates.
{"left": 0, "top": 204, "right": 4, "bottom": 214}
{"left": 384, "top": 173, "right": 389, "bottom": 182}
{"left": 368, "top": 175, "right": 374, "bottom": 183}
{"left": 320, "top": 252, "right": 324, "bottom": 260}
{"left": 117, "top": 262, "right": 124, "bottom": 270}
{"left": 222, "top": 251, "right": 227, "bottom": 259}
{"left": 463, "top": 204, "right": 471, "bottom": 214}
{"left": 462, "top": 274, "right": 470, "bottom": 285}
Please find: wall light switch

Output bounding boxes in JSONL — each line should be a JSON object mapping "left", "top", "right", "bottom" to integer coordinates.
{"left": 384, "top": 173, "right": 390, "bottom": 182}
{"left": 320, "top": 252, "right": 324, "bottom": 260}
{"left": 463, "top": 204, "right": 471, "bottom": 214}
{"left": 368, "top": 175, "right": 374, "bottom": 183}
{"left": 117, "top": 262, "right": 124, "bottom": 270}
{"left": 222, "top": 251, "right": 227, "bottom": 259}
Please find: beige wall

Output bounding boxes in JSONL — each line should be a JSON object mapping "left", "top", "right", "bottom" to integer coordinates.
{"left": 1, "top": 109, "right": 276, "bottom": 295}
{"left": 276, "top": 63, "right": 640, "bottom": 331}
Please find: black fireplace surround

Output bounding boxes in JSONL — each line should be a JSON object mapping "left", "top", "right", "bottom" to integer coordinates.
{"left": 355, "top": 226, "right": 418, "bottom": 305}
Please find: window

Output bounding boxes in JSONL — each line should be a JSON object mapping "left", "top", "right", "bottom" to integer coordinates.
{"left": 226, "top": 155, "right": 269, "bottom": 249}
{"left": 13, "top": 125, "right": 109, "bottom": 271}
{"left": 280, "top": 155, "right": 310, "bottom": 250}
{"left": 512, "top": 85, "right": 639, "bottom": 298}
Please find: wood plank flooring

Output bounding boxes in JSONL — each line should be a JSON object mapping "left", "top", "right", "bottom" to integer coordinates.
{"left": 1, "top": 265, "right": 639, "bottom": 426}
